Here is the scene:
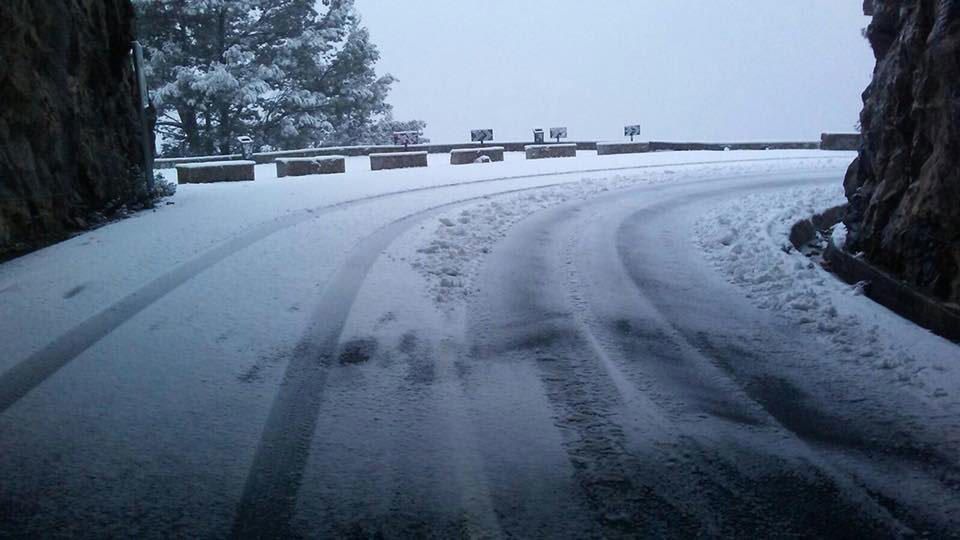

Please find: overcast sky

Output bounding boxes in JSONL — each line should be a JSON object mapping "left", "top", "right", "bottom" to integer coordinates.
{"left": 353, "top": 1, "right": 873, "bottom": 144}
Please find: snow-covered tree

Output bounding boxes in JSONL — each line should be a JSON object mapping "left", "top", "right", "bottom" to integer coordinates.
{"left": 134, "top": 0, "right": 420, "bottom": 156}
{"left": 357, "top": 117, "right": 428, "bottom": 147}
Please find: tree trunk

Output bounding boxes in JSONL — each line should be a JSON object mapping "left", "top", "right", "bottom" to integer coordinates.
{"left": 215, "top": 7, "right": 232, "bottom": 155}
{"left": 177, "top": 106, "right": 202, "bottom": 157}
{"left": 202, "top": 108, "right": 215, "bottom": 155}
{"left": 219, "top": 105, "right": 233, "bottom": 155}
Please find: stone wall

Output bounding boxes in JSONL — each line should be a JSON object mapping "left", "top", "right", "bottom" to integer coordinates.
{"left": 596, "top": 142, "right": 651, "bottom": 155}
{"left": 0, "top": 0, "right": 144, "bottom": 259}
{"left": 843, "top": 1, "right": 960, "bottom": 306}
{"left": 276, "top": 157, "right": 347, "bottom": 177}
{"left": 153, "top": 140, "right": 823, "bottom": 169}
{"left": 819, "top": 133, "right": 862, "bottom": 151}
{"left": 525, "top": 144, "right": 577, "bottom": 160}
{"left": 369, "top": 152, "right": 428, "bottom": 171}
{"left": 450, "top": 147, "right": 505, "bottom": 165}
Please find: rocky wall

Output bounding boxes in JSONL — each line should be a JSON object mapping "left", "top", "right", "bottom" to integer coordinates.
{"left": 0, "top": 0, "right": 144, "bottom": 259}
{"left": 844, "top": 0, "right": 960, "bottom": 306}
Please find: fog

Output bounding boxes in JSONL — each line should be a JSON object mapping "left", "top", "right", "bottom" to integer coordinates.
{"left": 354, "top": 1, "right": 873, "bottom": 143}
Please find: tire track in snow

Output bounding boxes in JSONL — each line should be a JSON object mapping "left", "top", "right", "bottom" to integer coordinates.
{"left": 469, "top": 174, "right": 917, "bottom": 536}
{"left": 0, "top": 156, "right": 834, "bottom": 415}
{"left": 467, "top": 193, "right": 698, "bottom": 536}
{"left": 231, "top": 183, "right": 580, "bottom": 538}
{"left": 612, "top": 184, "right": 960, "bottom": 535}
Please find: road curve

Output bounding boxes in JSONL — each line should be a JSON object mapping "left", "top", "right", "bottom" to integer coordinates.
{"left": 467, "top": 173, "right": 959, "bottom": 537}
{"left": 0, "top": 157, "right": 829, "bottom": 417}
{"left": 2, "top": 162, "right": 956, "bottom": 538}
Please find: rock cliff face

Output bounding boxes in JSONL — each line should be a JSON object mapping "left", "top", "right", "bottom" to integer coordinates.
{"left": 844, "top": 0, "right": 960, "bottom": 306}
{"left": 0, "top": 0, "right": 144, "bottom": 259}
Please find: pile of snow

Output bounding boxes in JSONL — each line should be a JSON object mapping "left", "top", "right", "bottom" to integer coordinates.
{"left": 412, "top": 174, "right": 653, "bottom": 305}
{"left": 411, "top": 159, "right": 848, "bottom": 307}
{"left": 695, "top": 186, "right": 958, "bottom": 397}
{"left": 830, "top": 222, "right": 848, "bottom": 248}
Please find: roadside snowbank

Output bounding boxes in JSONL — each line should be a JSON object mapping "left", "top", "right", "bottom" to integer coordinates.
{"left": 695, "top": 186, "right": 959, "bottom": 401}
{"left": 412, "top": 158, "right": 850, "bottom": 307}
{"left": 412, "top": 173, "right": 660, "bottom": 305}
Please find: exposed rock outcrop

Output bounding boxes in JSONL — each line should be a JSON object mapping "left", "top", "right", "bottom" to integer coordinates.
{"left": 0, "top": 0, "right": 144, "bottom": 259}
{"left": 844, "top": 0, "right": 960, "bottom": 306}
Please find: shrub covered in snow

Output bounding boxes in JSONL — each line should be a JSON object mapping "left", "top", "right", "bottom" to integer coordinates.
{"left": 152, "top": 172, "right": 177, "bottom": 198}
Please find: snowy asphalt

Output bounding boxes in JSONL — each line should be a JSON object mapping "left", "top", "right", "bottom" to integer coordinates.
{"left": 0, "top": 153, "right": 957, "bottom": 538}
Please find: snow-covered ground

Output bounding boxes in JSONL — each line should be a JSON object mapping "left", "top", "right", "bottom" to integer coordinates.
{"left": 3, "top": 149, "right": 957, "bottom": 537}
{"left": 1, "top": 150, "right": 840, "bottom": 368}
{"left": 410, "top": 160, "right": 846, "bottom": 307}
{"left": 695, "top": 186, "right": 959, "bottom": 400}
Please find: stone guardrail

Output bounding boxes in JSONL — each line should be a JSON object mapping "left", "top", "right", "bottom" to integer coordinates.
{"left": 175, "top": 160, "right": 255, "bottom": 184}
{"left": 370, "top": 151, "right": 428, "bottom": 171}
{"left": 155, "top": 142, "right": 602, "bottom": 169}
{"left": 596, "top": 142, "right": 651, "bottom": 155}
{"left": 525, "top": 144, "right": 578, "bottom": 160}
{"left": 159, "top": 154, "right": 243, "bottom": 167}
{"left": 276, "top": 156, "right": 346, "bottom": 178}
{"left": 649, "top": 141, "right": 820, "bottom": 152}
{"left": 450, "top": 147, "right": 505, "bottom": 165}
{"left": 155, "top": 139, "right": 825, "bottom": 169}
{"left": 820, "top": 133, "right": 861, "bottom": 151}
{"left": 824, "top": 244, "right": 960, "bottom": 342}
{"left": 789, "top": 204, "right": 960, "bottom": 343}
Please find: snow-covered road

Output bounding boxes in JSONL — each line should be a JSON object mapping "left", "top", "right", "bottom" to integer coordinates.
{"left": 1, "top": 151, "right": 957, "bottom": 537}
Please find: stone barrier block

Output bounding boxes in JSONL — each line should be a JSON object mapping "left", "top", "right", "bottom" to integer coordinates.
{"left": 525, "top": 144, "right": 577, "bottom": 160}
{"left": 176, "top": 160, "right": 255, "bottom": 183}
{"left": 820, "top": 133, "right": 861, "bottom": 151}
{"left": 276, "top": 156, "right": 346, "bottom": 177}
{"left": 788, "top": 204, "right": 960, "bottom": 343}
{"left": 370, "top": 151, "right": 428, "bottom": 171}
{"left": 646, "top": 141, "right": 818, "bottom": 152}
{"left": 648, "top": 141, "right": 725, "bottom": 152}
{"left": 825, "top": 244, "right": 960, "bottom": 342}
{"left": 596, "top": 142, "right": 650, "bottom": 156}
{"left": 450, "top": 147, "right": 505, "bottom": 165}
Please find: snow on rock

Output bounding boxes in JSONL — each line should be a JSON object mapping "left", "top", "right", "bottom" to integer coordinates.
{"left": 695, "top": 185, "right": 959, "bottom": 397}
{"left": 830, "top": 222, "right": 848, "bottom": 248}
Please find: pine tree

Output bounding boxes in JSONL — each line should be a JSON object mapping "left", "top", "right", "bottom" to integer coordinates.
{"left": 134, "top": 0, "right": 419, "bottom": 156}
